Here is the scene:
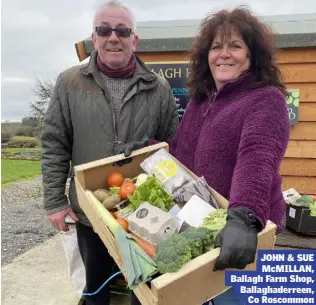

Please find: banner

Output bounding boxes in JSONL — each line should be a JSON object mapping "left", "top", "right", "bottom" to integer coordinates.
{"left": 146, "top": 62, "right": 190, "bottom": 120}
{"left": 146, "top": 62, "right": 300, "bottom": 125}
{"left": 225, "top": 249, "right": 316, "bottom": 304}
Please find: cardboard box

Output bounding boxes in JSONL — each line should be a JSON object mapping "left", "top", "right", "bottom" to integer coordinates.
{"left": 286, "top": 204, "right": 316, "bottom": 235}
{"left": 74, "top": 142, "right": 277, "bottom": 305}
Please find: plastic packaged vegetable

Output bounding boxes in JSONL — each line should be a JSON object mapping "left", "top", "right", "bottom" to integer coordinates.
{"left": 172, "top": 176, "right": 219, "bottom": 209}
{"left": 140, "top": 149, "right": 194, "bottom": 196}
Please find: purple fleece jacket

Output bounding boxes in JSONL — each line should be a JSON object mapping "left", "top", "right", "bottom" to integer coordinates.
{"left": 170, "top": 73, "right": 290, "bottom": 232}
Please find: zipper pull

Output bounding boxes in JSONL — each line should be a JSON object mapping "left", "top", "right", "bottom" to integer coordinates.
{"left": 203, "top": 105, "right": 212, "bottom": 117}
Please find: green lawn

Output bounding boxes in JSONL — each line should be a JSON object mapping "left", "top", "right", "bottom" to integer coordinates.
{"left": 1, "top": 159, "right": 41, "bottom": 186}
{"left": 12, "top": 136, "right": 37, "bottom": 141}
{"left": 2, "top": 147, "right": 41, "bottom": 153}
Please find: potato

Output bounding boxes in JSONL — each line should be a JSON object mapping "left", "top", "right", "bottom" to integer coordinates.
{"left": 102, "top": 194, "right": 121, "bottom": 210}
{"left": 93, "top": 189, "right": 110, "bottom": 202}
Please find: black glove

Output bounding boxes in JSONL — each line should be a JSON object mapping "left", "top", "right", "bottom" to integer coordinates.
{"left": 214, "top": 206, "right": 261, "bottom": 270}
{"left": 119, "top": 137, "right": 150, "bottom": 157}
{"left": 113, "top": 137, "right": 150, "bottom": 167}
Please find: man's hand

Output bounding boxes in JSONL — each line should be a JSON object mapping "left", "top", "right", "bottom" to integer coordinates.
{"left": 48, "top": 207, "right": 79, "bottom": 232}
{"left": 120, "top": 136, "right": 150, "bottom": 157}
{"left": 114, "top": 137, "right": 150, "bottom": 166}
{"left": 214, "top": 206, "right": 260, "bottom": 270}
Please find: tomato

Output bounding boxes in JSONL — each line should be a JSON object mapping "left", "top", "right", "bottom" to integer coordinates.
{"left": 119, "top": 182, "right": 136, "bottom": 200}
{"left": 107, "top": 172, "right": 124, "bottom": 187}
{"left": 117, "top": 218, "right": 129, "bottom": 232}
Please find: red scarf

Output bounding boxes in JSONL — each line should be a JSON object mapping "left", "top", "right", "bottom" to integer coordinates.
{"left": 96, "top": 53, "right": 136, "bottom": 78}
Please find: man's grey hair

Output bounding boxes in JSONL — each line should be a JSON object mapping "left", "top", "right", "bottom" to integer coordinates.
{"left": 93, "top": 0, "right": 137, "bottom": 33}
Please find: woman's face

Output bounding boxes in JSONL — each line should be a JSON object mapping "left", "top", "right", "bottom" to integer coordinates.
{"left": 208, "top": 29, "right": 250, "bottom": 90}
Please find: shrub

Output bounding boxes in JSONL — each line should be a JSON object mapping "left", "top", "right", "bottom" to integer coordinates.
{"left": 6, "top": 139, "right": 38, "bottom": 148}
{"left": 15, "top": 126, "right": 36, "bottom": 137}
{"left": 1, "top": 132, "right": 13, "bottom": 143}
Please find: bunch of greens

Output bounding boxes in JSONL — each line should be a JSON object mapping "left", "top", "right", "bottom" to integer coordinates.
{"left": 296, "top": 195, "right": 316, "bottom": 216}
{"left": 202, "top": 208, "right": 227, "bottom": 242}
{"left": 128, "top": 176, "right": 174, "bottom": 211}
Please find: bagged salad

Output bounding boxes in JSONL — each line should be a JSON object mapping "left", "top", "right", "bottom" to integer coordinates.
{"left": 140, "top": 149, "right": 194, "bottom": 196}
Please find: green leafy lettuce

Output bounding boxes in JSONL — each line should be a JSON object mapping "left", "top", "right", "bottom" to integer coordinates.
{"left": 128, "top": 176, "right": 174, "bottom": 211}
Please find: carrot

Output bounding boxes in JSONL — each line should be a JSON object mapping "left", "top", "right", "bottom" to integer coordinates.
{"left": 117, "top": 217, "right": 129, "bottom": 232}
{"left": 129, "top": 233, "right": 156, "bottom": 257}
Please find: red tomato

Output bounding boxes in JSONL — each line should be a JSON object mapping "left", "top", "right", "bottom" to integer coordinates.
{"left": 107, "top": 172, "right": 124, "bottom": 187}
{"left": 119, "top": 183, "right": 136, "bottom": 200}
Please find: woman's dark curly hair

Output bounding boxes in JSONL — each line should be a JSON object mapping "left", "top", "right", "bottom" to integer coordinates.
{"left": 187, "top": 7, "right": 287, "bottom": 102}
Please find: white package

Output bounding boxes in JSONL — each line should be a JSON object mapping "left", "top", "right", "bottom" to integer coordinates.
{"left": 282, "top": 188, "right": 301, "bottom": 205}
{"left": 176, "top": 195, "right": 217, "bottom": 228}
{"left": 128, "top": 202, "right": 178, "bottom": 245}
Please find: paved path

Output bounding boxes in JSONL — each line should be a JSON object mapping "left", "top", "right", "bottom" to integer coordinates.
{"left": 1, "top": 235, "right": 81, "bottom": 305}
{"left": 1, "top": 234, "right": 130, "bottom": 305}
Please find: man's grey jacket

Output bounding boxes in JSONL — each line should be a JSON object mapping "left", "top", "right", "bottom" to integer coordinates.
{"left": 40, "top": 51, "right": 179, "bottom": 226}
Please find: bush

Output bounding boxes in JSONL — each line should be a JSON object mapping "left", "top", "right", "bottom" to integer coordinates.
{"left": 1, "top": 132, "right": 13, "bottom": 143}
{"left": 16, "top": 126, "right": 36, "bottom": 137}
{"left": 6, "top": 139, "right": 38, "bottom": 148}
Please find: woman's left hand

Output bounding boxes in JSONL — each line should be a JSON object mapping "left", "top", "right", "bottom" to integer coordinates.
{"left": 214, "top": 206, "right": 260, "bottom": 270}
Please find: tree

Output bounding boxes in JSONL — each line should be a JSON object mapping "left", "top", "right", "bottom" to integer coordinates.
{"left": 30, "top": 78, "right": 54, "bottom": 122}
{"left": 30, "top": 78, "right": 55, "bottom": 136}
{"left": 22, "top": 116, "right": 40, "bottom": 128}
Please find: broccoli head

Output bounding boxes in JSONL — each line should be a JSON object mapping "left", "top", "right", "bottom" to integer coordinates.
{"left": 153, "top": 233, "right": 192, "bottom": 274}
{"left": 180, "top": 227, "right": 214, "bottom": 257}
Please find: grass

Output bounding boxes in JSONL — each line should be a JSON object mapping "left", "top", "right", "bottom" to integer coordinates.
{"left": 2, "top": 147, "right": 41, "bottom": 153}
{"left": 1, "top": 159, "right": 41, "bottom": 187}
{"left": 12, "top": 136, "right": 37, "bottom": 141}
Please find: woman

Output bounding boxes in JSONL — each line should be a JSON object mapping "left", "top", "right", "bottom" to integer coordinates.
{"left": 170, "top": 7, "right": 290, "bottom": 305}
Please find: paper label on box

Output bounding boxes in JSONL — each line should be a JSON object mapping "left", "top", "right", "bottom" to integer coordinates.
{"left": 151, "top": 159, "right": 178, "bottom": 183}
{"left": 289, "top": 207, "right": 296, "bottom": 218}
{"left": 115, "top": 204, "right": 134, "bottom": 219}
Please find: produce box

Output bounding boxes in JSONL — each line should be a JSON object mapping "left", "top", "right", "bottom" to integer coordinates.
{"left": 74, "top": 142, "right": 277, "bottom": 305}
{"left": 286, "top": 204, "right": 316, "bottom": 235}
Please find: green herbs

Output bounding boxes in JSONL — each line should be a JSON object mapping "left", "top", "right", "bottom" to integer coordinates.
{"left": 128, "top": 176, "right": 175, "bottom": 211}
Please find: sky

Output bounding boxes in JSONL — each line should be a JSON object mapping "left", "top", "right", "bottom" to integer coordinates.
{"left": 1, "top": 0, "right": 316, "bottom": 122}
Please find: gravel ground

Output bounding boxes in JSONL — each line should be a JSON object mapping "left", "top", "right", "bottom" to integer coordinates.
{"left": 1, "top": 176, "right": 58, "bottom": 265}
{"left": 1, "top": 176, "right": 131, "bottom": 304}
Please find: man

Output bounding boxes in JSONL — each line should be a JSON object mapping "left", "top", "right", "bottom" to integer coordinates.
{"left": 40, "top": 1, "right": 179, "bottom": 304}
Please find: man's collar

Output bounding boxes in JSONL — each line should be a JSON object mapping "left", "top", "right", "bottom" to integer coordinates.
{"left": 80, "top": 50, "right": 157, "bottom": 83}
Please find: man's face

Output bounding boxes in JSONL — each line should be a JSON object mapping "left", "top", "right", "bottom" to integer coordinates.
{"left": 92, "top": 6, "right": 139, "bottom": 70}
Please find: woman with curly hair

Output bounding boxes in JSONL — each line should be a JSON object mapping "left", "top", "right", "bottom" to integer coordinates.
{"left": 171, "top": 7, "right": 290, "bottom": 305}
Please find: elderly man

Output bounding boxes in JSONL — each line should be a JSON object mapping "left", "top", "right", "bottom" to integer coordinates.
{"left": 40, "top": 1, "right": 179, "bottom": 304}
